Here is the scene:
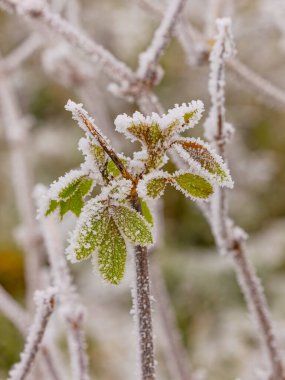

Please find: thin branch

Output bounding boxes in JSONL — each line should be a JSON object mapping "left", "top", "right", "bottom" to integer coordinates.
{"left": 227, "top": 57, "right": 285, "bottom": 111}
{"left": 0, "top": 0, "right": 135, "bottom": 84}
{"left": 65, "top": 100, "right": 133, "bottom": 181}
{"left": 0, "top": 285, "right": 64, "bottom": 380}
{"left": 8, "top": 287, "right": 56, "bottom": 380}
{"left": 137, "top": 0, "right": 285, "bottom": 111}
{"left": 137, "top": 0, "right": 187, "bottom": 85}
{"left": 1, "top": 34, "right": 43, "bottom": 74}
{"left": 35, "top": 187, "right": 90, "bottom": 380}
{"left": 0, "top": 60, "right": 41, "bottom": 309}
{"left": 231, "top": 236, "right": 285, "bottom": 380}
{"left": 0, "top": 285, "right": 29, "bottom": 336}
{"left": 204, "top": 19, "right": 285, "bottom": 379}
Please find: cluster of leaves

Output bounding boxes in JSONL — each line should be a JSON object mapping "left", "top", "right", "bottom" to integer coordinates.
{"left": 41, "top": 100, "right": 232, "bottom": 284}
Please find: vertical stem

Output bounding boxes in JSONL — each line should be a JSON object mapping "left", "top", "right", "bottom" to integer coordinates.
{"left": 132, "top": 198, "right": 156, "bottom": 380}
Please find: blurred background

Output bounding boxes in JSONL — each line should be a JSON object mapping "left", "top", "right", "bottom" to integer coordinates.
{"left": 1, "top": 0, "right": 285, "bottom": 379}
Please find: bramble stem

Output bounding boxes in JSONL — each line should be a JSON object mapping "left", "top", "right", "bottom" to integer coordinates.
{"left": 132, "top": 197, "right": 156, "bottom": 380}
{"left": 73, "top": 105, "right": 155, "bottom": 379}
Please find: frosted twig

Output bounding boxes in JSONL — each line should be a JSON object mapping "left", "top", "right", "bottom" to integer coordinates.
{"left": 204, "top": 20, "right": 285, "bottom": 379}
{"left": 0, "top": 59, "right": 41, "bottom": 309}
{"left": 35, "top": 186, "right": 90, "bottom": 380}
{"left": 137, "top": 0, "right": 187, "bottom": 85}
{"left": 1, "top": 34, "right": 42, "bottom": 74}
{"left": 65, "top": 100, "right": 133, "bottom": 182}
{"left": 227, "top": 57, "right": 285, "bottom": 111}
{"left": 8, "top": 287, "right": 56, "bottom": 380}
{"left": 0, "top": 0, "right": 135, "bottom": 84}
{"left": 232, "top": 235, "right": 285, "bottom": 380}
{"left": 204, "top": 18, "right": 235, "bottom": 254}
{"left": 137, "top": 0, "right": 285, "bottom": 109}
{"left": 64, "top": 308, "right": 90, "bottom": 380}
{"left": 204, "top": 0, "right": 223, "bottom": 38}
{"left": 0, "top": 286, "right": 64, "bottom": 380}
{"left": 0, "top": 285, "right": 29, "bottom": 336}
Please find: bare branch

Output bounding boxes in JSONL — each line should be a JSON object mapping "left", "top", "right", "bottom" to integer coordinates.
{"left": 1, "top": 34, "right": 42, "bottom": 74}
{"left": 204, "top": 19, "right": 285, "bottom": 379}
{"left": 232, "top": 235, "right": 285, "bottom": 380}
{"left": 8, "top": 287, "right": 56, "bottom": 380}
{"left": 137, "top": 0, "right": 187, "bottom": 85}
{"left": 35, "top": 187, "right": 90, "bottom": 380}
{"left": 0, "top": 285, "right": 29, "bottom": 336}
{"left": 65, "top": 100, "right": 134, "bottom": 181}
{"left": 0, "top": 0, "right": 135, "bottom": 84}
{"left": 137, "top": 0, "right": 285, "bottom": 110}
{"left": 0, "top": 60, "right": 42, "bottom": 309}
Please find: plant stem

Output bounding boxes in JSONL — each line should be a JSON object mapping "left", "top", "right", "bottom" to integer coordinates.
{"left": 132, "top": 197, "right": 156, "bottom": 380}
{"left": 232, "top": 238, "right": 285, "bottom": 380}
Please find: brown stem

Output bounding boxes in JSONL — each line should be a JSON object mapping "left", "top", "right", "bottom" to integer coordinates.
{"left": 132, "top": 197, "right": 156, "bottom": 380}
{"left": 232, "top": 238, "right": 285, "bottom": 380}
{"left": 75, "top": 106, "right": 155, "bottom": 379}
{"left": 80, "top": 114, "right": 133, "bottom": 181}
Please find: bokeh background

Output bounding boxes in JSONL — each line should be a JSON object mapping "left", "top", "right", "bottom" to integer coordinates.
{"left": 1, "top": 0, "right": 285, "bottom": 379}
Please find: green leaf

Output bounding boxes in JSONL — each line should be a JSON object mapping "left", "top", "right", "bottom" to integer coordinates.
{"left": 98, "top": 217, "right": 127, "bottom": 284}
{"left": 74, "top": 208, "right": 110, "bottom": 261}
{"left": 57, "top": 177, "right": 93, "bottom": 218}
{"left": 90, "top": 145, "right": 105, "bottom": 167}
{"left": 145, "top": 177, "right": 167, "bottom": 199}
{"left": 112, "top": 205, "right": 153, "bottom": 246}
{"left": 59, "top": 178, "right": 82, "bottom": 199}
{"left": 128, "top": 122, "right": 163, "bottom": 149}
{"left": 172, "top": 172, "right": 213, "bottom": 199}
{"left": 59, "top": 177, "right": 93, "bottom": 199}
{"left": 174, "top": 138, "right": 229, "bottom": 182}
{"left": 107, "top": 160, "right": 121, "bottom": 178}
{"left": 183, "top": 110, "right": 196, "bottom": 124}
{"left": 140, "top": 199, "right": 153, "bottom": 226}
{"left": 59, "top": 193, "right": 84, "bottom": 218}
{"left": 45, "top": 199, "right": 59, "bottom": 216}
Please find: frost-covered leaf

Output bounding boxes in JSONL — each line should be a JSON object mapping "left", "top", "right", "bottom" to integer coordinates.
{"left": 59, "top": 177, "right": 93, "bottom": 199}
{"left": 171, "top": 171, "right": 213, "bottom": 199}
{"left": 58, "top": 177, "right": 93, "bottom": 218}
{"left": 115, "top": 112, "right": 163, "bottom": 149}
{"left": 90, "top": 145, "right": 106, "bottom": 167}
{"left": 98, "top": 218, "right": 127, "bottom": 285}
{"left": 107, "top": 160, "right": 121, "bottom": 178}
{"left": 138, "top": 171, "right": 169, "bottom": 200}
{"left": 173, "top": 137, "right": 232, "bottom": 187}
{"left": 112, "top": 205, "right": 153, "bottom": 246}
{"left": 45, "top": 199, "right": 59, "bottom": 216}
{"left": 45, "top": 170, "right": 94, "bottom": 218}
{"left": 78, "top": 137, "right": 106, "bottom": 170}
{"left": 160, "top": 100, "right": 204, "bottom": 134}
{"left": 140, "top": 199, "right": 154, "bottom": 226}
{"left": 67, "top": 206, "right": 110, "bottom": 261}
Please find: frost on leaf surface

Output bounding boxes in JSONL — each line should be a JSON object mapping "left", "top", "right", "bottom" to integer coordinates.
{"left": 98, "top": 218, "right": 127, "bottom": 285}
{"left": 173, "top": 137, "right": 232, "bottom": 186}
{"left": 45, "top": 170, "right": 93, "bottom": 219}
{"left": 137, "top": 171, "right": 169, "bottom": 200}
{"left": 112, "top": 205, "right": 153, "bottom": 246}
{"left": 67, "top": 205, "right": 109, "bottom": 262}
{"left": 160, "top": 100, "right": 204, "bottom": 134}
{"left": 171, "top": 172, "right": 213, "bottom": 199}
